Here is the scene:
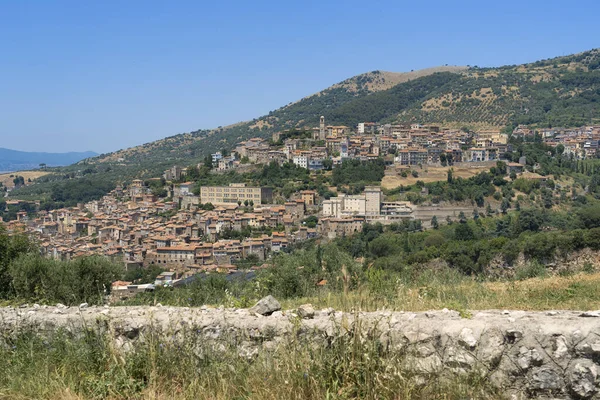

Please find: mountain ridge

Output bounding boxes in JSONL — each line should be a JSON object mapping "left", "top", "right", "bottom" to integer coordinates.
{"left": 0, "top": 148, "right": 98, "bottom": 172}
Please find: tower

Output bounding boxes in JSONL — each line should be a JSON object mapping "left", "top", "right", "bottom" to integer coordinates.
{"left": 319, "top": 116, "right": 325, "bottom": 140}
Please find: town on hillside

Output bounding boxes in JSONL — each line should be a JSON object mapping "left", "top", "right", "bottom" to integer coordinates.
{"left": 3, "top": 117, "right": 600, "bottom": 296}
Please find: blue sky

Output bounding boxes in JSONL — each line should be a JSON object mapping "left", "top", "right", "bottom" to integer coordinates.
{"left": 1, "top": 0, "right": 598, "bottom": 153}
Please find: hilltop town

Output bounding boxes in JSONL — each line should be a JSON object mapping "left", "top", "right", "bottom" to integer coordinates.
{"left": 3, "top": 117, "right": 600, "bottom": 295}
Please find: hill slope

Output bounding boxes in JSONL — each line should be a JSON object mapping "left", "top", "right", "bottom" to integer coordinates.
{"left": 89, "top": 50, "right": 600, "bottom": 170}
{"left": 0, "top": 148, "right": 98, "bottom": 172}
{"left": 88, "top": 66, "right": 467, "bottom": 167}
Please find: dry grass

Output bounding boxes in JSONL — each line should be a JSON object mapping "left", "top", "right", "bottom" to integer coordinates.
{"left": 0, "top": 170, "right": 49, "bottom": 188}
{"left": 382, "top": 165, "right": 489, "bottom": 188}
{"left": 282, "top": 272, "right": 600, "bottom": 313}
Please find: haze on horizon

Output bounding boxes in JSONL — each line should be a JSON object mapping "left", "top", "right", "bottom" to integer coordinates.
{"left": 1, "top": 0, "right": 598, "bottom": 154}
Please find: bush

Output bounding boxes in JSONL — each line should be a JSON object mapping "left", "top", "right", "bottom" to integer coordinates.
{"left": 515, "top": 260, "right": 547, "bottom": 280}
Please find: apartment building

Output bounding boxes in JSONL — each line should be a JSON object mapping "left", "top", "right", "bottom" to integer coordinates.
{"left": 200, "top": 183, "right": 273, "bottom": 205}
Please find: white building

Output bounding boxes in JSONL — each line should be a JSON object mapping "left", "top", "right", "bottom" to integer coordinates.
{"left": 293, "top": 155, "right": 309, "bottom": 169}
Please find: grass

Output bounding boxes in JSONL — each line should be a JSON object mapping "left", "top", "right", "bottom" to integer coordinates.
{"left": 280, "top": 271, "right": 600, "bottom": 313}
{"left": 381, "top": 165, "right": 489, "bottom": 188}
{"left": 1, "top": 272, "right": 598, "bottom": 399}
{"left": 0, "top": 170, "right": 50, "bottom": 188}
{"left": 0, "top": 320, "right": 498, "bottom": 400}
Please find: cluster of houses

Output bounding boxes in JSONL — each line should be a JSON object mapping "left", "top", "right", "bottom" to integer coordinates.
{"left": 513, "top": 125, "right": 600, "bottom": 158}
{"left": 223, "top": 118, "right": 513, "bottom": 172}
{"left": 3, "top": 177, "right": 398, "bottom": 286}
{"left": 5, "top": 117, "right": 600, "bottom": 296}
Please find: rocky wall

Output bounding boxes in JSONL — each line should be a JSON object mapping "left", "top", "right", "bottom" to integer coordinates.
{"left": 1, "top": 302, "right": 599, "bottom": 399}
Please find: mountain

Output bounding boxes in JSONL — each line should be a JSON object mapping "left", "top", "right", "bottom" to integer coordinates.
{"left": 0, "top": 148, "right": 98, "bottom": 172}
{"left": 87, "top": 49, "right": 600, "bottom": 170}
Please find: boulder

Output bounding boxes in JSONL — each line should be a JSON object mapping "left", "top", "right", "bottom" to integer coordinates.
{"left": 249, "top": 295, "right": 281, "bottom": 316}
{"left": 297, "top": 304, "right": 315, "bottom": 319}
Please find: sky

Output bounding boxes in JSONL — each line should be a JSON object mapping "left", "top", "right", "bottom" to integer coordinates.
{"left": 1, "top": 0, "right": 599, "bottom": 154}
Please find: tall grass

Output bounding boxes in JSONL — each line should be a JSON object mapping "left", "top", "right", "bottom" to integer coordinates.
{"left": 281, "top": 271, "right": 600, "bottom": 313}
{"left": 0, "top": 321, "right": 498, "bottom": 400}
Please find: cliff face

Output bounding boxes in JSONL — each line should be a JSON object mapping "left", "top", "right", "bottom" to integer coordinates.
{"left": 2, "top": 304, "right": 600, "bottom": 399}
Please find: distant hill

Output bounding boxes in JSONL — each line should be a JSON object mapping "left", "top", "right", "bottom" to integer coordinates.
{"left": 0, "top": 148, "right": 98, "bottom": 172}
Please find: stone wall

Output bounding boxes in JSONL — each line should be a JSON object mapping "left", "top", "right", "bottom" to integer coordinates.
{"left": 1, "top": 304, "right": 599, "bottom": 399}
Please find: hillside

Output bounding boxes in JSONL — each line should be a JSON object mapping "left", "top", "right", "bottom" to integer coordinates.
{"left": 85, "top": 66, "right": 466, "bottom": 168}
{"left": 0, "top": 148, "right": 97, "bottom": 172}
{"left": 398, "top": 49, "right": 600, "bottom": 129}
{"left": 9, "top": 48, "right": 600, "bottom": 204}
{"left": 87, "top": 49, "right": 600, "bottom": 171}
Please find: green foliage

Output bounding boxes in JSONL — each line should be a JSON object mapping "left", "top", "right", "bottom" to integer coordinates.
{"left": 332, "top": 159, "right": 385, "bottom": 186}
{"left": 515, "top": 260, "right": 547, "bottom": 280}
{"left": 9, "top": 254, "right": 123, "bottom": 305}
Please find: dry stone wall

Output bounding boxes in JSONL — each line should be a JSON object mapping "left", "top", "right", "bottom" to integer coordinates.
{"left": 1, "top": 304, "right": 600, "bottom": 399}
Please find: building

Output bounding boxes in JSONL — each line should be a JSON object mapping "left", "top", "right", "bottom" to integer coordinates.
{"left": 300, "top": 190, "right": 316, "bottom": 206}
{"left": 200, "top": 183, "right": 273, "bottom": 205}
{"left": 364, "top": 186, "right": 383, "bottom": 216}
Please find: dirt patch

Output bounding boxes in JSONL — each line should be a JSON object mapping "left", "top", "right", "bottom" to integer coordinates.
{"left": 0, "top": 171, "right": 50, "bottom": 189}
{"left": 382, "top": 165, "right": 488, "bottom": 189}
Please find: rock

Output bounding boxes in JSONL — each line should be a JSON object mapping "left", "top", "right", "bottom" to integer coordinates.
{"left": 458, "top": 328, "right": 478, "bottom": 350}
{"left": 56, "top": 303, "right": 66, "bottom": 309}
{"left": 568, "top": 359, "right": 598, "bottom": 399}
{"left": 517, "top": 347, "right": 543, "bottom": 370}
{"left": 403, "top": 354, "right": 443, "bottom": 375}
{"left": 404, "top": 331, "right": 432, "bottom": 344}
{"left": 546, "top": 311, "right": 558, "bottom": 316}
{"left": 271, "top": 311, "right": 283, "bottom": 318}
{"left": 530, "top": 367, "right": 564, "bottom": 391}
{"left": 79, "top": 303, "right": 88, "bottom": 309}
{"left": 321, "top": 307, "right": 335, "bottom": 316}
{"left": 505, "top": 329, "right": 523, "bottom": 343}
{"left": 249, "top": 295, "right": 281, "bottom": 316}
{"left": 445, "top": 346, "right": 478, "bottom": 371}
{"left": 297, "top": 304, "right": 315, "bottom": 319}
{"left": 33, "top": 304, "right": 40, "bottom": 309}
{"left": 553, "top": 335, "right": 569, "bottom": 359}
{"left": 580, "top": 311, "right": 600, "bottom": 317}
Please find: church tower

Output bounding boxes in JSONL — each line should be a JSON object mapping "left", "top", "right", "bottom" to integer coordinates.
{"left": 319, "top": 116, "right": 325, "bottom": 140}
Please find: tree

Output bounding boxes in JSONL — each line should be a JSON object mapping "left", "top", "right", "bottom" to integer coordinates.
{"left": 486, "top": 203, "right": 494, "bottom": 217}
{"left": 322, "top": 158, "right": 333, "bottom": 171}
{"left": 472, "top": 208, "right": 480, "bottom": 220}
{"left": 447, "top": 169, "right": 454, "bottom": 183}
{"left": 501, "top": 199, "right": 510, "bottom": 214}
{"left": 431, "top": 215, "right": 439, "bottom": 229}
{"left": 440, "top": 153, "right": 447, "bottom": 167}
{"left": 203, "top": 155, "right": 213, "bottom": 169}
{"left": 455, "top": 223, "right": 475, "bottom": 241}
{"left": 458, "top": 211, "right": 467, "bottom": 223}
